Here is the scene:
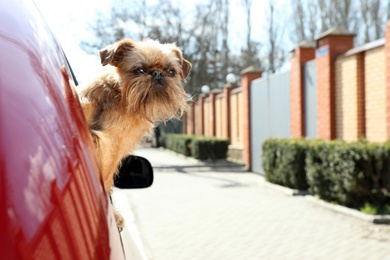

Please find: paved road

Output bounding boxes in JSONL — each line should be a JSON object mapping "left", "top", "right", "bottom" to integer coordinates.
{"left": 115, "top": 146, "right": 390, "bottom": 260}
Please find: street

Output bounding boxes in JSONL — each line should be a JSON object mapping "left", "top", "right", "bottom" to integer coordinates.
{"left": 114, "top": 146, "right": 390, "bottom": 260}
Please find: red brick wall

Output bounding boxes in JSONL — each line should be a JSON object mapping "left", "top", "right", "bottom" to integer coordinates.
{"left": 365, "top": 46, "right": 387, "bottom": 142}
{"left": 386, "top": 21, "right": 390, "bottom": 139}
{"left": 241, "top": 70, "right": 262, "bottom": 171}
{"left": 230, "top": 89, "right": 243, "bottom": 147}
{"left": 181, "top": 24, "right": 390, "bottom": 170}
{"left": 334, "top": 53, "right": 365, "bottom": 141}
{"left": 316, "top": 35, "right": 354, "bottom": 140}
{"left": 215, "top": 95, "right": 223, "bottom": 138}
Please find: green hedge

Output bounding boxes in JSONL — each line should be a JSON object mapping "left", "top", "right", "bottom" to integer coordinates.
{"left": 306, "top": 140, "right": 390, "bottom": 208}
{"left": 161, "top": 134, "right": 229, "bottom": 160}
{"left": 162, "top": 134, "right": 193, "bottom": 156}
{"left": 191, "top": 137, "right": 229, "bottom": 160}
{"left": 262, "top": 138, "right": 309, "bottom": 190}
{"left": 262, "top": 138, "right": 390, "bottom": 209}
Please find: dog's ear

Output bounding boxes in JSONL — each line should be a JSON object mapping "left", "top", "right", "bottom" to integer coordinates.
{"left": 171, "top": 48, "right": 192, "bottom": 79}
{"left": 99, "top": 40, "right": 135, "bottom": 67}
{"left": 181, "top": 59, "right": 192, "bottom": 79}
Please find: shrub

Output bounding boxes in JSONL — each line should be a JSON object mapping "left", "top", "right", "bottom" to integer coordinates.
{"left": 163, "top": 134, "right": 193, "bottom": 156}
{"left": 262, "top": 138, "right": 390, "bottom": 210}
{"left": 262, "top": 138, "right": 309, "bottom": 190}
{"left": 162, "top": 134, "right": 229, "bottom": 160}
{"left": 191, "top": 137, "right": 229, "bottom": 160}
{"left": 158, "top": 134, "right": 167, "bottom": 148}
{"left": 305, "top": 140, "right": 390, "bottom": 208}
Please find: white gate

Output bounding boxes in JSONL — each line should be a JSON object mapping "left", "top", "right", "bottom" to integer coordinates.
{"left": 304, "top": 60, "right": 317, "bottom": 138}
{"left": 250, "top": 71, "right": 291, "bottom": 174}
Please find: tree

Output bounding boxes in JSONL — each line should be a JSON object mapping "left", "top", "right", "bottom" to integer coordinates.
{"left": 262, "top": 0, "right": 286, "bottom": 73}
{"left": 81, "top": 0, "right": 239, "bottom": 95}
{"left": 240, "top": 0, "right": 261, "bottom": 70}
{"left": 358, "top": 0, "right": 385, "bottom": 44}
{"left": 289, "top": 0, "right": 389, "bottom": 47}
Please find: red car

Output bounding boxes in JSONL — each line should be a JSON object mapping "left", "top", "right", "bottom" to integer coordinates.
{"left": 0, "top": 0, "right": 152, "bottom": 259}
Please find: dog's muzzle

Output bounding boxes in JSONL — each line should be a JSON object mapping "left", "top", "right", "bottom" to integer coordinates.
{"left": 151, "top": 70, "right": 164, "bottom": 80}
{"left": 151, "top": 70, "right": 164, "bottom": 86}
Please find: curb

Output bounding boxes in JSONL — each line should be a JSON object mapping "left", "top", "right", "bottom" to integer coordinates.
{"left": 261, "top": 179, "right": 309, "bottom": 196}
{"left": 111, "top": 189, "right": 149, "bottom": 260}
{"left": 304, "top": 196, "right": 390, "bottom": 225}
{"left": 259, "top": 175, "right": 390, "bottom": 225}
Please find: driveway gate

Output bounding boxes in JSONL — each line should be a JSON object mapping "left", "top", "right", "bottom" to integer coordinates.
{"left": 304, "top": 60, "right": 317, "bottom": 138}
{"left": 250, "top": 71, "right": 291, "bottom": 174}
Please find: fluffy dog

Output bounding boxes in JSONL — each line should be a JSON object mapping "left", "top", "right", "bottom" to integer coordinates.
{"left": 78, "top": 38, "right": 191, "bottom": 192}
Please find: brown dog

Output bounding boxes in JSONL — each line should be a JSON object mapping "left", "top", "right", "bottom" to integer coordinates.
{"left": 78, "top": 38, "right": 191, "bottom": 192}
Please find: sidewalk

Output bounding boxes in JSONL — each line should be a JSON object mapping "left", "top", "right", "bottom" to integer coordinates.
{"left": 114, "top": 146, "right": 390, "bottom": 260}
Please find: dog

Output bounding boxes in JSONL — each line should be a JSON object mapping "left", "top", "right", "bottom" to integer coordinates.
{"left": 77, "top": 39, "right": 191, "bottom": 226}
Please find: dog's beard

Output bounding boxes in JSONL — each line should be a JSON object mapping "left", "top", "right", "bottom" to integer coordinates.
{"left": 121, "top": 76, "right": 188, "bottom": 123}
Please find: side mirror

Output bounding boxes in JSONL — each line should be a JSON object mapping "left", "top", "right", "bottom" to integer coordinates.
{"left": 114, "top": 155, "right": 154, "bottom": 189}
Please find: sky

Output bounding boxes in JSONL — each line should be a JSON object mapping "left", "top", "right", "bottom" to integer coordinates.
{"left": 34, "top": 0, "right": 111, "bottom": 84}
{"left": 33, "top": 0, "right": 281, "bottom": 84}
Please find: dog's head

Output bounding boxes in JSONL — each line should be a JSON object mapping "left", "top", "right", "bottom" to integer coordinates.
{"left": 99, "top": 38, "right": 191, "bottom": 122}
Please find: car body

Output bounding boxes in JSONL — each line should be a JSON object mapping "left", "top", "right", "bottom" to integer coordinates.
{"left": 0, "top": 0, "right": 149, "bottom": 259}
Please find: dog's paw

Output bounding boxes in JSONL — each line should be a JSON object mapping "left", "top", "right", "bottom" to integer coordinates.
{"left": 114, "top": 210, "right": 125, "bottom": 231}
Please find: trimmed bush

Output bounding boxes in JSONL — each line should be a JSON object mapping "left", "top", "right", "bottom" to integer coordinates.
{"left": 163, "top": 134, "right": 193, "bottom": 156}
{"left": 161, "top": 134, "right": 229, "bottom": 160}
{"left": 191, "top": 137, "right": 229, "bottom": 160}
{"left": 306, "top": 140, "right": 390, "bottom": 208}
{"left": 262, "top": 138, "right": 309, "bottom": 190}
{"left": 262, "top": 138, "right": 390, "bottom": 210}
{"left": 158, "top": 134, "right": 167, "bottom": 148}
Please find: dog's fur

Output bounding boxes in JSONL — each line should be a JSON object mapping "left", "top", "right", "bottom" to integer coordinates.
{"left": 78, "top": 38, "right": 191, "bottom": 192}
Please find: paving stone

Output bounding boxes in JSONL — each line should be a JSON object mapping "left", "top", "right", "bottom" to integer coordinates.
{"left": 115, "top": 147, "right": 390, "bottom": 260}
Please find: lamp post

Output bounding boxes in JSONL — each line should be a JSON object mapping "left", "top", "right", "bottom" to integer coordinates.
{"left": 226, "top": 73, "right": 237, "bottom": 86}
{"left": 201, "top": 85, "right": 210, "bottom": 95}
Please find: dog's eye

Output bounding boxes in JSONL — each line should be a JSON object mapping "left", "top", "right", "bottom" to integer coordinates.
{"left": 168, "top": 68, "right": 176, "bottom": 77}
{"left": 133, "top": 68, "right": 145, "bottom": 75}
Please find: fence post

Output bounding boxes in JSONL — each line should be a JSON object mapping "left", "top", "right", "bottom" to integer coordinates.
{"left": 186, "top": 101, "right": 195, "bottom": 135}
{"left": 315, "top": 28, "right": 355, "bottom": 140}
{"left": 210, "top": 89, "right": 222, "bottom": 137}
{"left": 240, "top": 66, "right": 262, "bottom": 171}
{"left": 290, "top": 41, "right": 315, "bottom": 138}
{"left": 198, "top": 94, "right": 206, "bottom": 135}
{"left": 182, "top": 109, "right": 187, "bottom": 134}
{"left": 386, "top": 21, "right": 390, "bottom": 139}
{"left": 223, "top": 84, "right": 237, "bottom": 140}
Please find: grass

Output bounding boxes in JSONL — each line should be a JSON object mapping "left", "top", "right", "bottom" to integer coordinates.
{"left": 359, "top": 203, "right": 390, "bottom": 215}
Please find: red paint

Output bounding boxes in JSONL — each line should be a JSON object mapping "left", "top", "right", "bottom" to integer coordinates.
{"left": 0, "top": 0, "right": 125, "bottom": 259}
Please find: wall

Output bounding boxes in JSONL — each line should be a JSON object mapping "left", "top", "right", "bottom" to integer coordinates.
{"left": 215, "top": 94, "right": 225, "bottom": 138}
{"left": 335, "top": 53, "right": 364, "bottom": 141}
{"left": 365, "top": 46, "right": 387, "bottom": 142}
{"left": 230, "top": 89, "right": 243, "bottom": 148}
{"left": 184, "top": 22, "right": 390, "bottom": 170}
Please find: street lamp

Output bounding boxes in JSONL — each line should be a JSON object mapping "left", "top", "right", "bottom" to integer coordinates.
{"left": 201, "top": 85, "right": 210, "bottom": 95}
{"left": 226, "top": 73, "right": 237, "bottom": 85}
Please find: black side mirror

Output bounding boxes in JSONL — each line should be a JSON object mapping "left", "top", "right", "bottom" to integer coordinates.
{"left": 114, "top": 155, "right": 154, "bottom": 189}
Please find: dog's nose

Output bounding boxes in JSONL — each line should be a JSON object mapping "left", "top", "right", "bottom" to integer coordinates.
{"left": 151, "top": 70, "right": 164, "bottom": 80}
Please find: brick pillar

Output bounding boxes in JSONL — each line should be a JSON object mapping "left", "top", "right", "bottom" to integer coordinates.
{"left": 198, "top": 95, "right": 206, "bottom": 135}
{"left": 223, "top": 84, "right": 237, "bottom": 140}
{"left": 356, "top": 52, "right": 366, "bottom": 139}
{"left": 241, "top": 67, "right": 262, "bottom": 171}
{"left": 210, "top": 89, "right": 222, "bottom": 137}
{"left": 186, "top": 101, "right": 195, "bottom": 135}
{"left": 315, "top": 29, "right": 355, "bottom": 140}
{"left": 386, "top": 21, "right": 390, "bottom": 138}
{"left": 182, "top": 110, "right": 187, "bottom": 134}
{"left": 290, "top": 41, "right": 315, "bottom": 137}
